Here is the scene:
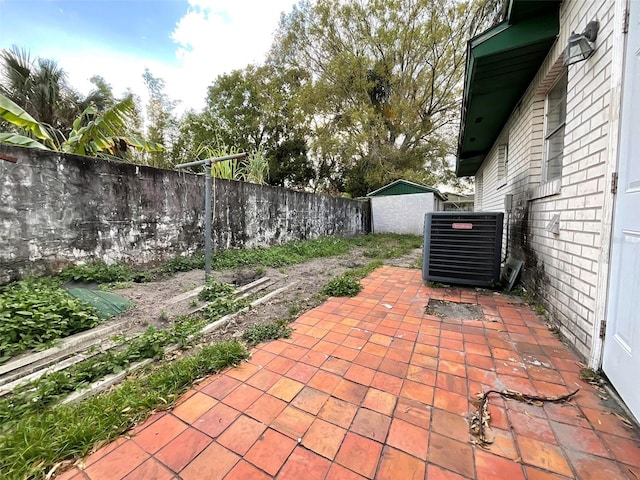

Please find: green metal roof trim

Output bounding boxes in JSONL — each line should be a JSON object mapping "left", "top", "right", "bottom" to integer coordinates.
{"left": 367, "top": 179, "right": 445, "bottom": 200}
{"left": 456, "top": 0, "right": 560, "bottom": 177}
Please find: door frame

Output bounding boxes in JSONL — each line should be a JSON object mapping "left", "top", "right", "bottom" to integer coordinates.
{"left": 590, "top": 0, "right": 630, "bottom": 370}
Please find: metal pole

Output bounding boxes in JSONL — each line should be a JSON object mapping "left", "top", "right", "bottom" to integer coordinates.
{"left": 204, "top": 159, "right": 212, "bottom": 281}
{"left": 174, "top": 152, "right": 249, "bottom": 169}
{"left": 174, "top": 152, "right": 248, "bottom": 282}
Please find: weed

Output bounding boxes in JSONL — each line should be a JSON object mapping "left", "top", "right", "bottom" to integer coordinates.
{"left": 579, "top": 367, "right": 603, "bottom": 384}
{"left": 321, "top": 260, "right": 383, "bottom": 297}
{"left": 196, "top": 280, "right": 248, "bottom": 320}
{"left": 288, "top": 304, "right": 301, "bottom": 317}
{"left": 321, "top": 276, "right": 363, "bottom": 297}
{"left": 205, "top": 296, "right": 249, "bottom": 320}
{"left": 158, "top": 310, "right": 169, "bottom": 322}
{"left": 160, "top": 254, "right": 205, "bottom": 274}
{"left": 509, "top": 285, "right": 527, "bottom": 296}
{"left": 0, "top": 279, "right": 100, "bottom": 362}
{"left": 254, "top": 266, "right": 266, "bottom": 277}
{"left": 99, "top": 281, "right": 134, "bottom": 291}
{"left": 535, "top": 304, "right": 546, "bottom": 316}
{"left": 243, "top": 320, "right": 293, "bottom": 345}
{"left": 198, "top": 279, "right": 235, "bottom": 302}
{"left": 0, "top": 340, "right": 248, "bottom": 480}
{"left": 59, "top": 262, "right": 142, "bottom": 284}
{"left": 428, "top": 281, "right": 448, "bottom": 288}
{"left": 189, "top": 298, "right": 198, "bottom": 308}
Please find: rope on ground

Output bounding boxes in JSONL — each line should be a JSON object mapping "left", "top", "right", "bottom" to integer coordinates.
{"left": 470, "top": 388, "right": 580, "bottom": 447}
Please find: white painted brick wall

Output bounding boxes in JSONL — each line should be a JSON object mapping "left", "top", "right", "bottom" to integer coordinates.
{"left": 474, "top": 0, "right": 616, "bottom": 359}
{"left": 370, "top": 193, "right": 438, "bottom": 235}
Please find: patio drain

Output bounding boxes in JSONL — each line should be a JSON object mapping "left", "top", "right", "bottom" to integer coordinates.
{"left": 426, "top": 299, "right": 484, "bottom": 320}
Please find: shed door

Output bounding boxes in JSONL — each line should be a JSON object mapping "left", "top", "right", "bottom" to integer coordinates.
{"left": 603, "top": 1, "right": 640, "bottom": 422}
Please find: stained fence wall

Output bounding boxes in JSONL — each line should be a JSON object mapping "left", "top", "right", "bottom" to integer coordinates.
{"left": 0, "top": 146, "right": 370, "bottom": 283}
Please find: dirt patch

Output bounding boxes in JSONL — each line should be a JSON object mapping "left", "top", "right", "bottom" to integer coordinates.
{"left": 103, "top": 247, "right": 424, "bottom": 341}
{"left": 426, "top": 299, "right": 484, "bottom": 321}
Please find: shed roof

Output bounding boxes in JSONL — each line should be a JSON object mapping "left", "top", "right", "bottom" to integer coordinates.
{"left": 367, "top": 179, "right": 445, "bottom": 200}
{"left": 455, "top": 0, "right": 561, "bottom": 177}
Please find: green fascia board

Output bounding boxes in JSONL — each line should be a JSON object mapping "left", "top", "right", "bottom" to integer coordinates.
{"left": 367, "top": 179, "right": 445, "bottom": 199}
{"left": 456, "top": 9, "right": 559, "bottom": 177}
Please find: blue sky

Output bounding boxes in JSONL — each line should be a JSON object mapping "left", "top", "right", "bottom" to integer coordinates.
{"left": 0, "top": 0, "right": 297, "bottom": 111}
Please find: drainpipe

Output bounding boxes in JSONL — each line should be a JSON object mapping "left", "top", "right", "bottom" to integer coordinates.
{"left": 175, "top": 152, "right": 248, "bottom": 280}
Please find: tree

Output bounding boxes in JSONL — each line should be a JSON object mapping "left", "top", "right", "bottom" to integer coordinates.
{"left": 170, "top": 109, "right": 223, "bottom": 166}
{"left": 203, "top": 64, "right": 316, "bottom": 189}
{"left": 0, "top": 92, "right": 162, "bottom": 157}
{"left": 269, "top": 0, "right": 493, "bottom": 196}
{"left": 142, "top": 69, "right": 178, "bottom": 168}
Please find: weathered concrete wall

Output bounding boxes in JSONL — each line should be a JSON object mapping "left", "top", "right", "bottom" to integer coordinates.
{"left": 0, "top": 146, "right": 370, "bottom": 283}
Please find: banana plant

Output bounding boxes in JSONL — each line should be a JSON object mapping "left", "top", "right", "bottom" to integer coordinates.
{"left": 0, "top": 93, "right": 162, "bottom": 157}
{"left": 0, "top": 93, "right": 54, "bottom": 149}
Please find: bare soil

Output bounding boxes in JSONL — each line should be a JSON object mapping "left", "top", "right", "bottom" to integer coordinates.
{"left": 109, "top": 247, "right": 423, "bottom": 342}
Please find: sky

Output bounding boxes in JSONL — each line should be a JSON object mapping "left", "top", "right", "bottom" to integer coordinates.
{"left": 0, "top": 0, "right": 298, "bottom": 112}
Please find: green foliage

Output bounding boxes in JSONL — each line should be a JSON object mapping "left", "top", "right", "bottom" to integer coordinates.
{"left": 269, "top": 0, "right": 494, "bottom": 195}
{"left": 142, "top": 69, "right": 177, "bottom": 168}
{"left": 197, "top": 279, "right": 249, "bottom": 321}
{"left": 0, "top": 339, "right": 248, "bottom": 480}
{"left": 321, "top": 275, "right": 363, "bottom": 297}
{"left": 243, "top": 320, "right": 293, "bottom": 345}
{"left": 210, "top": 237, "right": 350, "bottom": 269}
{"left": 175, "top": 64, "right": 314, "bottom": 187}
{"left": 0, "top": 279, "right": 100, "bottom": 362}
{"left": 198, "top": 279, "right": 235, "bottom": 302}
{"left": 0, "top": 93, "right": 52, "bottom": 143}
{"left": 0, "top": 92, "right": 162, "bottom": 157}
{"left": 321, "top": 260, "right": 383, "bottom": 297}
{"left": 160, "top": 254, "right": 205, "bottom": 274}
{"left": 58, "top": 261, "right": 142, "bottom": 284}
{"left": 362, "top": 234, "right": 422, "bottom": 259}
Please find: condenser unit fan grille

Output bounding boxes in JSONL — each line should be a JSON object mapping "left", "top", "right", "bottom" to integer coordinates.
{"left": 423, "top": 212, "right": 504, "bottom": 287}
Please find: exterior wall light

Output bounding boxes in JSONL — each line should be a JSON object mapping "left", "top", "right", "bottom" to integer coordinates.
{"left": 564, "top": 20, "right": 599, "bottom": 66}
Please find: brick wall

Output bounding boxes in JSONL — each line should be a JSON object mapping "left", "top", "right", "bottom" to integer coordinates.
{"left": 474, "top": 0, "right": 615, "bottom": 359}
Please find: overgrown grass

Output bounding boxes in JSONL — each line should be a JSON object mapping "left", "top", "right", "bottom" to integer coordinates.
{"left": 361, "top": 234, "right": 422, "bottom": 259}
{"left": 0, "top": 340, "right": 248, "bottom": 480}
{"left": 0, "top": 279, "right": 100, "bottom": 362}
{"left": 243, "top": 319, "right": 293, "bottom": 345}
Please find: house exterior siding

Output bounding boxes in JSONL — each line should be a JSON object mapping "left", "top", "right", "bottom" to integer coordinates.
{"left": 474, "top": 0, "right": 618, "bottom": 360}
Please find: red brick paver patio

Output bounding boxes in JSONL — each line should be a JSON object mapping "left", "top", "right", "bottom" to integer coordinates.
{"left": 57, "top": 266, "right": 640, "bottom": 479}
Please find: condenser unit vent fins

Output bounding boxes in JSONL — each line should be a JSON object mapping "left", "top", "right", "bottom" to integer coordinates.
{"left": 422, "top": 212, "right": 504, "bottom": 288}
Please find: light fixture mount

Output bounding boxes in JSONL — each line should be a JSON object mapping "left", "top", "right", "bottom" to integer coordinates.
{"left": 564, "top": 20, "right": 600, "bottom": 66}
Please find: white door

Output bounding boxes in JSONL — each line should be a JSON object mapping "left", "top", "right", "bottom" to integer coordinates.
{"left": 603, "top": 1, "right": 640, "bottom": 422}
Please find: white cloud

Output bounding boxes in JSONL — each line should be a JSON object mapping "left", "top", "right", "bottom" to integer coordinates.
{"left": 168, "top": 0, "right": 297, "bottom": 111}
{"left": 15, "top": 0, "right": 297, "bottom": 114}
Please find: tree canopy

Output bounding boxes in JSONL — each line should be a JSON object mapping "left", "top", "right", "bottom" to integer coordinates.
{"left": 267, "top": 0, "right": 491, "bottom": 196}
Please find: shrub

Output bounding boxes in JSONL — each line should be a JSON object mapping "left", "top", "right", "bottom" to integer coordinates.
{"left": 0, "top": 279, "right": 100, "bottom": 362}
